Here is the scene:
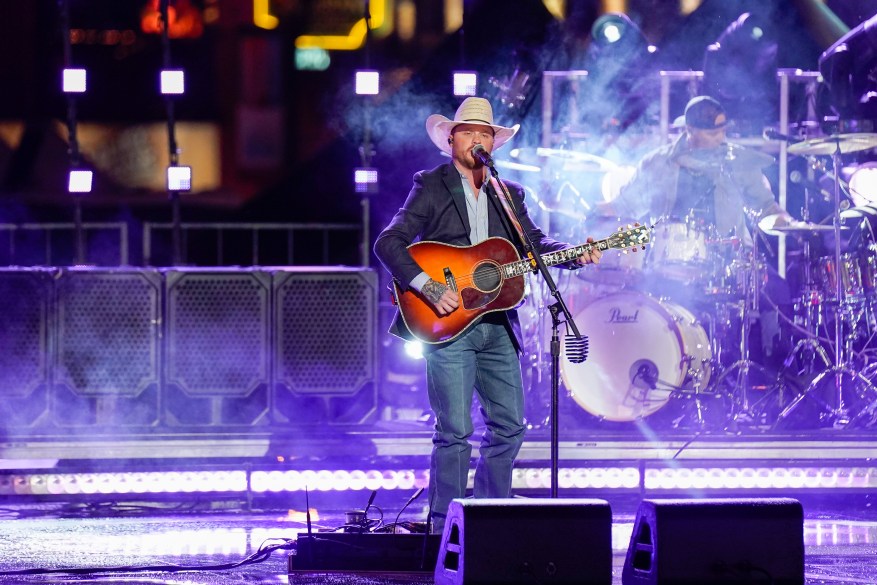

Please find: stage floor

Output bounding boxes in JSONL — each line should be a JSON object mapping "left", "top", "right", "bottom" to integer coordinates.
{"left": 0, "top": 495, "right": 875, "bottom": 584}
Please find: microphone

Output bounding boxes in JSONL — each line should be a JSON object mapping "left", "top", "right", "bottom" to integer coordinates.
{"left": 364, "top": 489, "right": 377, "bottom": 514}
{"left": 472, "top": 144, "right": 495, "bottom": 168}
{"left": 564, "top": 334, "right": 589, "bottom": 364}
{"left": 763, "top": 128, "right": 801, "bottom": 143}
{"left": 789, "top": 170, "right": 832, "bottom": 201}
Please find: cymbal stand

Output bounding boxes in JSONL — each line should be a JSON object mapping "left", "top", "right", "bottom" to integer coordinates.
{"left": 776, "top": 143, "right": 877, "bottom": 427}
{"left": 712, "top": 234, "right": 774, "bottom": 428}
{"left": 781, "top": 184, "right": 831, "bottom": 378}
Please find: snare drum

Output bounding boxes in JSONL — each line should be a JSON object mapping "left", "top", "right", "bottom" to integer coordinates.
{"left": 560, "top": 291, "right": 712, "bottom": 421}
{"left": 647, "top": 220, "right": 710, "bottom": 282}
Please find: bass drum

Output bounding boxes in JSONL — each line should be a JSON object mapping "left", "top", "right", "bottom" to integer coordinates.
{"left": 560, "top": 291, "right": 712, "bottom": 422}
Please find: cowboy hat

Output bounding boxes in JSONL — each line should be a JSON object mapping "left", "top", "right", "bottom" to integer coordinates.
{"left": 426, "top": 97, "right": 519, "bottom": 155}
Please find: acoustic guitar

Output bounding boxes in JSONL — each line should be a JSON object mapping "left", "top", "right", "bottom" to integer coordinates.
{"left": 391, "top": 224, "right": 651, "bottom": 344}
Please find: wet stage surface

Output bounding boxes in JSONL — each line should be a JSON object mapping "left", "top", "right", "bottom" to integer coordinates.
{"left": 0, "top": 495, "right": 875, "bottom": 584}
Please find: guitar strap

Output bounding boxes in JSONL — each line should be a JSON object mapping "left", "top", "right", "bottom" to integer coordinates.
{"left": 487, "top": 176, "right": 530, "bottom": 254}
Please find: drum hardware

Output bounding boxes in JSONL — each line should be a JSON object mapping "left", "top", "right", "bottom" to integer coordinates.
{"left": 708, "top": 242, "right": 777, "bottom": 429}
{"left": 777, "top": 191, "right": 833, "bottom": 380}
{"left": 776, "top": 137, "right": 877, "bottom": 428}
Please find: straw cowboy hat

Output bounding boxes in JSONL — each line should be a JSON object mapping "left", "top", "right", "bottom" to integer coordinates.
{"left": 426, "top": 97, "right": 519, "bottom": 155}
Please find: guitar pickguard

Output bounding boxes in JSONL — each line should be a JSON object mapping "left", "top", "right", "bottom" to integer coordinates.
{"left": 460, "top": 286, "right": 500, "bottom": 310}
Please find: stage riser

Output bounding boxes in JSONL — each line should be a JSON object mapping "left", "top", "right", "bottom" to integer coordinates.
{"left": 0, "top": 267, "right": 377, "bottom": 433}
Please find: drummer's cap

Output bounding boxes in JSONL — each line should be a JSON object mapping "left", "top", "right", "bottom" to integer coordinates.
{"left": 684, "top": 96, "right": 728, "bottom": 130}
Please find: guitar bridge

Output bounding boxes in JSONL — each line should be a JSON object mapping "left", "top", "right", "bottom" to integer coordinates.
{"left": 443, "top": 267, "right": 457, "bottom": 292}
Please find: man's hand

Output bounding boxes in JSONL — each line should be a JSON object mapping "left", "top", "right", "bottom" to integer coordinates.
{"left": 577, "top": 237, "right": 603, "bottom": 265}
{"left": 422, "top": 279, "right": 459, "bottom": 315}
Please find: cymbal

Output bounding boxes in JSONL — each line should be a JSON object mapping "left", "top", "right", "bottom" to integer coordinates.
{"left": 676, "top": 143, "right": 775, "bottom": 172}
{"left": 770, "top": 224, "right": 840, "bottom": 233}
{"left": 758, "top": 213, "right": 845, "bottom": 235}
{"left": 787, "top": 133, "right": 877, "bottom": 156}
{"left": 509, "top": 147, "right": 618, "bottom": 172}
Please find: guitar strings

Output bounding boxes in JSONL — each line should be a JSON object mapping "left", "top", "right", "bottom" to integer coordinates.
{"left": 429, "top": 228, "right": 647, "bottom": 291}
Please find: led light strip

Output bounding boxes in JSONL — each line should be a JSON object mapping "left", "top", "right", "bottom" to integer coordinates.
{"left": 2, "top": 465, "right": 876, "bottom": 497}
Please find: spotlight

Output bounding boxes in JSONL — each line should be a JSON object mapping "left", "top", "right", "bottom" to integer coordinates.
{"left": 702, "top": 12, "right": 778, "bottom": 134}
{"left": 354, "top": 70, "right": 380, "bottom": 95}
{"left": 160, "top": 69, "right": 186, "bottom": 95}
{"left": 582, "top": 12, "right": 656, "bottom": 131}
{"left": 166, "top": 165, "right": 192, "bottom": 192}
{"left": 354, "top": 167, "right": 378, "bottom": 193}
{"left": 591, "top": 13, "right": 646, "bottom": 49}
{"left": 62, "top": 68, "right": 87, "bottom": 93}
{"left": 403, "top": 341, "right": 424, "bottom": 359}
{"left": 453, "top": 71, "right": 478, "bottom": 97}
{"left": 67, "top": 169, "right": 93, "bottom": 193}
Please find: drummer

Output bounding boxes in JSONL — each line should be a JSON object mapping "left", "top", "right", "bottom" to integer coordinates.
{"left": 602, "top": 95, "right": 792, "bottom": 245}
{"left": 599, "top": 95, "right": 795, "bottom": 357}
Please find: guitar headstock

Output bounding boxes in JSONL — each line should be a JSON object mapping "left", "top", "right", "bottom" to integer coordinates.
{"left": 608, "top": 223, "right": 651, "bottom": 252}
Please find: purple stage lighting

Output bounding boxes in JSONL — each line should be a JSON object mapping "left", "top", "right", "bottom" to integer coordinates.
{"left": 67, "top": 169, "right": 93, "bottom": 193}
{"left": 453, "top": 72, "right": 478, "bottom": 96}
{"left": 160, "top": 69, "right": 186, "bottom": 95}
{"left": 62, "top": 68, "right": 87, "bottom": 93}
{"left": 354, "top": 70, "right": 380, "bottom": 95}
{"left": 354, "top": 167, "right": 378, "bottom": 193}
{"left": 167, "top": 165, "right": 192, "bottom": 192}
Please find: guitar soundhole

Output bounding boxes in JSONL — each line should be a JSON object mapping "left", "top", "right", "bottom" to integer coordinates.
{"left": 473, "top": 262, "right": 502, "bottom": 291}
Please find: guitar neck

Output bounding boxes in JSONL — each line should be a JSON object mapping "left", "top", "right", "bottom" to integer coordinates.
{"left": 504, "top": 239, "right": 613, "bottom": 278}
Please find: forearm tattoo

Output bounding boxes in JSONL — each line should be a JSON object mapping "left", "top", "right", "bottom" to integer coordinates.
{"left": 421, "top": 279, "right": 448, "bottom": 305}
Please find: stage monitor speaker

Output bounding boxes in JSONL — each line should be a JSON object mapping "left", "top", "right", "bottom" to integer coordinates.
{"left": 273, "top": 268, "right": 378, "bottom": 425}
{"left": 53, "top": 268, "right": 162, "bottom": 427}
{"left": 622, "top": 497, "right": 804, "bottom": 585}
{"left": 0, "top": 269, "right": 52, "bottom": 429}
{"left": 435, "top": 498, "right": 612, "bottom": 585}
{"left": 164, "top": 269, "right": 271, "bottom": 426}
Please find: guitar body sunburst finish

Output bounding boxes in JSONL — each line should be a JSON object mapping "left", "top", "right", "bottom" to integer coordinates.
{"left": 394, "top": 238, "right": 526, "bottom": 344}
{"left": 389, "top": 224, "right": 652, "bottom": 344}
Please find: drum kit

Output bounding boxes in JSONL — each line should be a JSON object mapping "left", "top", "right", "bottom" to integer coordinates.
{"left": 517, "top": 133, "right": 877, "bottom": 432}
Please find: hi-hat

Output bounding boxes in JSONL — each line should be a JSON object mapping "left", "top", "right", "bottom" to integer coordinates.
{"left": 760, "top": 220, "right": 845, "bottom": 236}
{"left": 758, "top": 214, "right": 845, "bottom": 235}
{"left": 770, "top": 223, "right": 843, "bottom": 233}
{"left": 509, "top": 147, "right": 617, "bottom": 172}
{"left": 787, "top": 133, "right": 877, "bottom": 156}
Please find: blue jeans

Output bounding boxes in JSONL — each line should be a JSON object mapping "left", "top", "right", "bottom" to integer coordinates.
{"left": 424, "top": 319, "right": 526, "bottom": 524}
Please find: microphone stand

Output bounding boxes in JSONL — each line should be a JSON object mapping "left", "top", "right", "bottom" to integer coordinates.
{"left": 485, "top": 162, "right": 584, "bottom": 499}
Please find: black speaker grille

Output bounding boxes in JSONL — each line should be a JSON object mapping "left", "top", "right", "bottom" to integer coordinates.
{"left": 0, "top": 270, "right": 49, "bottom": 399}
{"left": 166, "top": 272, "right": 269, "bottom": 395}
{"left": 275, "top": 270, "right": 376, "bottom": 395}
{"left": 56, "top": 270, "right": 160, "bottom": 395}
